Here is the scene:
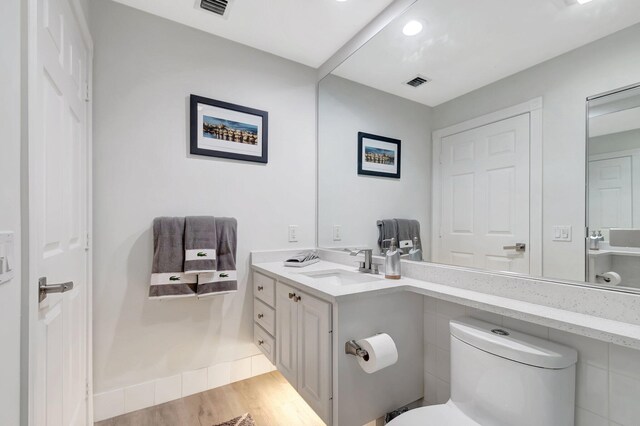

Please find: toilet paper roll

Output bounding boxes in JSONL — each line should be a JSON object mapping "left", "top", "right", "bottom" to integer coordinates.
{"left": 356, "top": 333, "right": 398, "bottom": 374}
{"left": 598, "top": 271, "right": 622, "bottom": 286}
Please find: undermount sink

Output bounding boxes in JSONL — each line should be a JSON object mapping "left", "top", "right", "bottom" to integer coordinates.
{"left": 298, "top": 269, "right": 383, "bottom": 286}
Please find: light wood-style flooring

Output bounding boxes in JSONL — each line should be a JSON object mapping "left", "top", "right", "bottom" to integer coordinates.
{"left": 95, "top": 371, "right": 325, "bottom": 426}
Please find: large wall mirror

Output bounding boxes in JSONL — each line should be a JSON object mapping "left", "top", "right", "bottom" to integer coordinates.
{"left": 587, "top": 83, "right": 640, "bottom": 290}
{"left": 318, "top": 0, "right": 640, "bottom": 292}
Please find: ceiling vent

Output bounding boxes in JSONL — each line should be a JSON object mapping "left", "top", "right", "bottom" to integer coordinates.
{"left": 405, "top": 75, "right": 431, "bottom": 88}
{"left": 200, "top": 0, "right": 230, "bottom": 16}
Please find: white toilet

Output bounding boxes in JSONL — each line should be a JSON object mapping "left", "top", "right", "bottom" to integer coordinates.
{"left": 389, "top": 317, "right": 578, "bottom": 426}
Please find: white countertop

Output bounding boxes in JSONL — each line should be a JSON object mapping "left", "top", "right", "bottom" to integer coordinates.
{"left": 589, "top": 248, "right": 640, "bottom": 257}
{"left": 589, "top": 243, "right": 640, "bottom": 257}
{"left": 252, "top": 259, "right": 640, "bottom": 350}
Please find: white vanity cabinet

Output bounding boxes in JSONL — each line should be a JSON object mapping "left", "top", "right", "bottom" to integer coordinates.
{"left": 275, "top": 281, "right": 333, "bottom": 424}
{"left": 253, "top": 271, "right": 333, "bottom": 424}
{"left": 252, "top": 262, "right": 425, "bottom": 426}
{"left": 253, "top": 272, "right": 276, "bottom": 364}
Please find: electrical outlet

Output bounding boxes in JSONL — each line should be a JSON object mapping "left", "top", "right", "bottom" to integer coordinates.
{"left": 288, "top": 225, "right": 299, "bottom": 242}
{"left": 553, "top": 226, "right": 572, "bottom": 242}
{"left": 333, "top": 225, "right": 342, "bottom": 241}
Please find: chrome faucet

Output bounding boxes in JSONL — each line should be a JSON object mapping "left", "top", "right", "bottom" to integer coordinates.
{"left": 348, "top": 248, "right": 379, "bottom": 274}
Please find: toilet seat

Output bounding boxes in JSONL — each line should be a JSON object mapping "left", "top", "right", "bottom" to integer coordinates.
{"left": 387, "top": 402, "right": 480, "bottom": 426}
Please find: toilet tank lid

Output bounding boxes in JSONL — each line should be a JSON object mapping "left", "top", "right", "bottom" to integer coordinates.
{"left": 450, "top": 317, "right": 578, "bottom": 369}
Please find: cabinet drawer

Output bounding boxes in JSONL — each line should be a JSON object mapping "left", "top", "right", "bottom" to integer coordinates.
{"left": 253, "top": 272, "right": 275, "bottom": 307}
{"left": 254, "top": 323, "right": 275, "bottom": 364}
{"left": 254, "top": 298, "right": 275, "bottom": 335}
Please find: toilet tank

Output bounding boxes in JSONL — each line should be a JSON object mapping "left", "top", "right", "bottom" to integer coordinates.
{"left": 449, "top": 318, "right": 577, "bottom": 426}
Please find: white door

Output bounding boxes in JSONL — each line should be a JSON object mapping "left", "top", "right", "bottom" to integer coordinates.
{"left": 29, "top": 0, "right": 91, "bottom": 424}
{"left": 297, "top": 293, "right": 331, "bottom": 424}
{"left": 588, "top": 156, "right": 633, "bottom": 231}
{"left": 435, "top": 114, "right": 530, "bottom": 273}
{"left": 276, "top": 283, "right": 298, "bottom": 387}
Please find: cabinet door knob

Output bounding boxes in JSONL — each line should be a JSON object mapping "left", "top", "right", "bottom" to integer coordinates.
{"left": 257, "top": 285, "right": 264, "bottom": 291}
{"left": 294, "top": 295, "right": 302, "bottom": 302}
{"left": 257, "top": 313, "right": 264, "bottom": 319}
{"left": 288, "top": 292, "right": 296, "bottom": 299}
{"left": 258, "top": 340, "right": 264, "bottom": 345}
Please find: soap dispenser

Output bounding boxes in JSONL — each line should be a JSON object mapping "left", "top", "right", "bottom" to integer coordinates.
{"left": 385, "top": 238, "right": 401, "bottom": 280}
{"left": 589, "top": 231, "right": 600, "bottom": 250}
{"left": 408, "top": 237, "right": 423, "bottom": 261}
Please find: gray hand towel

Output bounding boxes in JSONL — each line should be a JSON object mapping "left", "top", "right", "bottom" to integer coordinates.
{"left": 149, "top": 217, "right": 197, "bottom": 299}
{"left": 377, "top": 219, "right": 398, "bottom": 254}
{"left": 395, "top": 219, "right": 421, "bottom": 254}
{"left": 184, "top": 216, "right": 217, "bottom": 274}
{"left": 197, "top": 218, "right": 238, "bottom": 298}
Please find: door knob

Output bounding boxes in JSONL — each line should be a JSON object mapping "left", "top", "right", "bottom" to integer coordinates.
{"left": 289, "top": 292, "right": 296, "bottom": 299}
{"left": 257, "top": 313, "right": 264, "bottom": 319}
{"left": 502, "top": 243, "right": 526, "bottom": 253}
{"left": 39, "top": 277, "right": 74, "bottom": 302}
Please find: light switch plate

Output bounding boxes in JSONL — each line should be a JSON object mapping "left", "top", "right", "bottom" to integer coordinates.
{"left": 0, "top": 232, "right": 15, "bottom": 285}
{"left": 333, "top": 225, "right": 342, "bottom": 241}
{"left": 288, "top": 225, "right": 299, "bottom": 243}
{"left": 552, "top": 226, "right": 572, "bottom": 242}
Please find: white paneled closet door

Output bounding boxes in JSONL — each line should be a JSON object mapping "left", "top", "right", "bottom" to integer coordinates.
{"left": 30, "top": 0, "right": 91, "bottom": 424}
{"left": 436, "top": 114, "right": 530, "bottom": 274}
{"left": 589, "top": 156, "right": 633, "bottom": 231}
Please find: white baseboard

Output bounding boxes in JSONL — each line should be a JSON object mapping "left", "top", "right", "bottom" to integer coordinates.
{"left": 93, "top": 354, "right": 276, "bottom": 422}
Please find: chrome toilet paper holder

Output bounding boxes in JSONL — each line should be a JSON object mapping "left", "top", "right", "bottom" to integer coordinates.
{"left": 345, "top": 340, "right": 370, "bottom": 361}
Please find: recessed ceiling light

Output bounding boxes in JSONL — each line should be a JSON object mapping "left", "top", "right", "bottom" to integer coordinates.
{"left": 403, "top": 20, "right": 423, "bottom": 36}
{"left": 577, "top": 0, "right": 593, "bottom": 4}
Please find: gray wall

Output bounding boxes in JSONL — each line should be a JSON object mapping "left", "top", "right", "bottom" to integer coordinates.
{"left": 91, "top": 1, "right": 317, "bottom": 392}
{"left": 0, "top": 0, "right": 22, "bottom": 424}
{"left": 318, "top": 75, "right": 432, "bottom": 254}
{"left": 432, "top": 24, "right": 640, "bottom": 281}
{"left": 337, "top": 292, "right": 423, "bottom": 426}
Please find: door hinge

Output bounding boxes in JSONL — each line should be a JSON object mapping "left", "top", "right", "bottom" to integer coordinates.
{"left": 84, "top": 83, "right": 90, "bottom": 102}
{"left": 85, "top": 233, "right": 90, "bottom": 252}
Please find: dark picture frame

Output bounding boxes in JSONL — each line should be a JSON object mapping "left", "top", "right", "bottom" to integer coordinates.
{"left": 357, "top": 132, "right": 401, "bottom": 179}
{"left": 190, "top": 94, "right": 268, "bottom": 163}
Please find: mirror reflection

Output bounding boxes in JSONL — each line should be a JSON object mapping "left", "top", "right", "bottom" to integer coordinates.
{"left": 318, "top": 0, "right": 640, "bottom": 292}
{"left": 587, "top": 84, "right": 640, "bottom": 289}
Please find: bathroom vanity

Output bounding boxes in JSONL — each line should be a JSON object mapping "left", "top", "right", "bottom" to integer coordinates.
{"left": 252, "top": 252, "right": 424, "bottom": 426}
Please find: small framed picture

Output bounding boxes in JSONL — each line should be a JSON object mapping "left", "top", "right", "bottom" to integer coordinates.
{"left": 357, "top": 132, "right": 401, "bottom": 179}
{"left": 190, "top": 94, "right": 268, "bottom": 163}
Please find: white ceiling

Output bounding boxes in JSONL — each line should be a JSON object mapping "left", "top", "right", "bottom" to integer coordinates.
{"left": 333, "top": 0, "right": 640, "bottom": 107}
{"left": 110, "top": 0, "right": 393, "bottom": 68}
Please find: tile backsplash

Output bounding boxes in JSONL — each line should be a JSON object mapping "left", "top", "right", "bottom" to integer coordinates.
{"left": 424, "top": 296, "right": 640, "bottom": 426}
